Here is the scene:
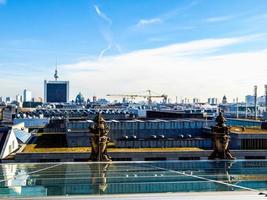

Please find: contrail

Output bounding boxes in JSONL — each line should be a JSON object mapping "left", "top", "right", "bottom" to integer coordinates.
{"left": 94, "top": 5, "right": 112, "bottom": 26}
{"left": 98, "top": 44, "right": 112, "bottom": 60}
{"left": 94, "top": 5, "right": 120, "bottom": 60}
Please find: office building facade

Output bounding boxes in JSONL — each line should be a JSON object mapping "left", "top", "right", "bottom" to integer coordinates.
{"left": 44, "top": 80, "right": 69, "bottom": 103}
{"left": 23, "top": 89, "right": 32, "bottom": 102}
{"left": 16, "top": 94, "right": 23, "bottom": 103}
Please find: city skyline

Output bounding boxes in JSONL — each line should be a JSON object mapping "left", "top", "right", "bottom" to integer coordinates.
{"left": 1, "top": 0, "right": 267, "bottom": 101}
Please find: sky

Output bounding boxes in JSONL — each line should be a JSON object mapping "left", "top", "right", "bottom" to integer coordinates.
{"left": 1, "top": 0, "right": 267, "bottom": 102}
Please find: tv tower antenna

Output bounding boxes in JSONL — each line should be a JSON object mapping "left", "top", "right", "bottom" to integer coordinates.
{"left": 54, "top": 61, "right": 59, "bottom": 81}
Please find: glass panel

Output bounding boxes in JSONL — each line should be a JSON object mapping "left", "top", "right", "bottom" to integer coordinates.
{"left": 0, "top": 160, "right": 267, "bottom": 198}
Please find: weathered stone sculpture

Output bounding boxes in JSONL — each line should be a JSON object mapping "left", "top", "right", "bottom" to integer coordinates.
{"left": 208, "top": 111, "right": 235, "bottom": 160}
{"left": 89, "top": 113, "right": 112, "bottom": 162}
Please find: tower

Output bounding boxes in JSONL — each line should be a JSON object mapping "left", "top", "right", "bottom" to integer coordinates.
{"left": 265, "top": 85, "right": 267, "bottom": 112}
{"left": 54, "top": 68, "right": 59, "bottom": 81}
{"left": 254, "top": 85, "right": 257, "bottom": 119}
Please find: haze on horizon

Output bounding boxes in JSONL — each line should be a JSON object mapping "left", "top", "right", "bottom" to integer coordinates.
{"left": 0, "top": 0, "right": 267, "bottom": 102}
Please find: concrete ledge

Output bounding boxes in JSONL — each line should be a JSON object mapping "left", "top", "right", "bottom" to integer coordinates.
{"left": 13, "top": 191, "right": 267, "bottom": 200}
{"left": 13, "top": 150, "right": 267, "bottom": 162}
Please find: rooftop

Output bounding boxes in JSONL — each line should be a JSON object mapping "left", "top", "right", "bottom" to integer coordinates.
{"left": 23, "top": 145, "right": 202, "bottom": 153}
{"left": 22, "top": 133, "right": 202, "bottom": 153}
{"left": 230, "top": 127, "right": 267, "bottom": 134}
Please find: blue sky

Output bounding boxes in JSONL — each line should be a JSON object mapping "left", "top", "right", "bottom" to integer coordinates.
{"left": 1, "top": 0, "right": 267, "bottom": 102}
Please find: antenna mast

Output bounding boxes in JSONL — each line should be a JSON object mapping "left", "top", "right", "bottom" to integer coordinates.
{"left": 54, "top": 62, "right": 59, "bottom": 81}
{"left": 254, "top": 85, "right": 257, "bottom": 120}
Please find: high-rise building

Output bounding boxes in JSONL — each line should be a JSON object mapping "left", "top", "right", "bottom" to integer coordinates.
{"left": 23, "top": 89, "right": 32, "bottom": 102}
{"left": 44, "top": 81, "right": 69, "bottom": 103}
{"left": 44, "top": 69, "right": 69, "bottom": 103}
{"left": 257, "top": 95, "right": 265, "bottom": 105}
{"left": 16, "top": 94, "right": 23, "bottom": 103}
{"left": 193, "top": 98, "right": 199, "bottom": 104}
{"left": 0, "top": 96, "right": 2, "bottom": 102}
{"left": 208, "top": 98, "right": 218, "bottom": 105}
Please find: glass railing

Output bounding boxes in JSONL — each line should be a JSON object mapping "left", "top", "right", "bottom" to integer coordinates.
{"left": 0, "top": 160, "right": 267, "bottom": 198}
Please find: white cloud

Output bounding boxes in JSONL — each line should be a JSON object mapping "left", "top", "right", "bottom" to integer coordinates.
{"left": 133, "top": 1, "right": 198, "bottom": 29}
{"left": 136, "top": 18, "right": 162, "bottom": 27}
{"left": 60, "top": 35, "right": 267, "bottom": 102}
{"left": 204, "top": 15, "right": 235, "bottom": 23}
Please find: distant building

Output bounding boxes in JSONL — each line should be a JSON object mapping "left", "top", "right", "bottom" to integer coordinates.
{"left": 23, "top": 89, "right": 32, "bottom": 102}
{"left": 222, "top": 95, "right": 227, "bottom": 104}
{"left": 16, "top": 94, "right": 23, "bottom": 103}
{"left": 96, "top": 98, "right": 109, "bottom": 105}
{"left": 193, "top": 98, "right": 199, "bottom": 104}
{"left": 33, "top": 97, "right": 43, "bottom": 103}
{"left": 0, "top": 97, "right": 3, "bottom": 102}
{"left": 181, "top": 98, "right": 189, "bottom": 104}
{"left": 257, "top": 95, "right": 266, "bottom": 106}
{"left": 0, "top": 106, "right": 5, "bottom": 121}
{"left": 93, "top": 96, "right": 97, "bottom": 103}
{"left": 13, "top": 118, "right": 50, "bottom": 129}
{"left": 2, "top": 105, "right": 17, "bottom": 123}
{"left": 44, "top": 68, "right": 69, "bottom": 103}
{"left": 75, "top": 92, "right": 85, "bottom": 104}
{"left": 44, "top": 80, "right": 69, "bottom": 103}
{"left": 5, "top": 97, "right": 11, "bottom": 104}
{"left": 22, "top": 101, "right": 43, "bottom": 108}
{"left": 208, "top": 98, "right": 218, "bottom": 105}
{"left": 245, "top": 95, "right": 254, "bottom": 105}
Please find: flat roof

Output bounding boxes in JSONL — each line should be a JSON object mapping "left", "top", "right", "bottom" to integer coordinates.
{"left": 23, "top": 146, "right": 202, "bottom": 153}
{"left": 230, "top": 127, "right": 267, "bottom": 134}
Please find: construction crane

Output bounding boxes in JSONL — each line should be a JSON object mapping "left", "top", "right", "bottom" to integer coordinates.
{"left": 107, "top": 90, "right": 168, "bottom": 104}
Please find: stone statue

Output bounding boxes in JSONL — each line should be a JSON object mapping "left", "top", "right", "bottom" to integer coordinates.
{"left": 89, "top": 113, "right": 112, "bottom": 162}
{"left": 209, "top": 111, "right": 235, "bottom": 160}
{"left": 215, "top": 111, "right": 227, "bottom": 128}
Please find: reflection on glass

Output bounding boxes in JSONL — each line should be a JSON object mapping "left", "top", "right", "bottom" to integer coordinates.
{"left": 90, "top": 163, "right": 110, "bottom": 194}
{"left": 0, "top": 161, "right": 267, "bottom": 198}
{"left": 0, "top": 164, "right": 47, "bottom": 196}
